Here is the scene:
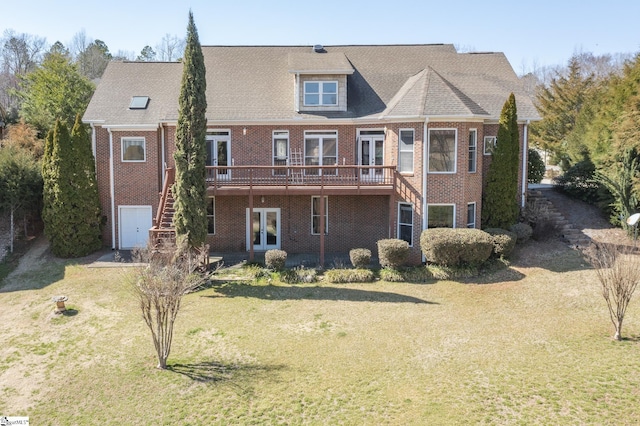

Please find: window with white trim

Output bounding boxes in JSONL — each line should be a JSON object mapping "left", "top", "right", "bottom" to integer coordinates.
{"left": 311, "top": 196, "right": 328, "bottom": 235}
{"left": 484, "top": 136, "right": 496, "bottom": 155}
{"left": 122, "top": 137, "right": 145, "bottom": 162}
{"left": 428, "top": 204, "right": 455, "bottom": 228}
{"left": 398, "top": 202, "right": 414, "bottom": 246}
{"left": 273, "top": 131, "right": 289, "bottom": 175}
{"left": 428, "top": 129, "right": 457, "bottom": 172}
{"left": 468, "top": 129, "right": 477, "bottom": 173}
{"left": 305, "top": 131, "right": 337, "bottom": 175}
{"left": 398, "top": 129, "right": 414, "bottom": 173}
{"left": 467, "top": 202, "right": 476, "bottom": 228}
{"left": 207, "top": 197, "right": 215, "bottom": 234}
{"left": 304, "top": 81, "right": 338, "bottom": 106}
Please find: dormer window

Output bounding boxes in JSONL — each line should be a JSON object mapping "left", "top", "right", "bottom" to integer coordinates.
{"left": 304, "top": 81, "right": 337, "bottom": 106}
{"left": 129, "top": 96, "right": 149, "bottom": 109}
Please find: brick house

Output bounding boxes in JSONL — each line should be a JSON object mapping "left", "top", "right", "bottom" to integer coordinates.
{"left": 82, "top": 44, "right": 539, "bottom": 264}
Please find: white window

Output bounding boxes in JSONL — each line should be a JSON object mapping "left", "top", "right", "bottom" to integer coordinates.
{"left": 273, "top": 131, "right": 289, "bottom": 175}
{"left": 304, "top": 81, "right": 338, "bottom": 106}
{"left": 428, "top": 204, "right": 455, "bottom": 228}
{"left": 468, "top": 129, "right": 477, "bottom": 173}
{"left": 207, "top": 197, "right": 215, "bottom": 234}
{"left": 122, "top": 137, "right": 145, "bottom": 162}
{"left": 398, "top": 202, "right": 414, "bottom": 246}
{"left": 428, "top": 129, "right": 457, "bottom": 173}
{"left": 398, "top": 129, "right": 414, "bottom": 174}
{"left": 467, "top": 202, "right": 476, "bottom": 228}
{"left": 484, "top": 136, "right": 496, "bottom": 155}
{"left": 311, "top": 196, "right": 328, "bottom": 235}
{"left": 305, "top": 131, "right": 337, "bottom": 175}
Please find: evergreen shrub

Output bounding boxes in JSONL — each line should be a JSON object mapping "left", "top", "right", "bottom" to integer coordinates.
{"left": 349, "top": 248, "right": 371, "bottom": 268}
{"left": 509, "top": 223, "right": 533, "bottom": 243}
{"left": 484, "top": 228, "right": 518, "bottom": 258}
{"left": 377, "top": 239, "right": 410, "bottom": 268}
{"left": 265, "top": 249, "right": 287, "bottom": 270}
{"left": 420, "top": 228, "right": 493, "bottom": 266}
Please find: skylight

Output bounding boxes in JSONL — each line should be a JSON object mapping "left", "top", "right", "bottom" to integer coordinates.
{"left": 129, "top": 96, "right": 150, "bottom": 109}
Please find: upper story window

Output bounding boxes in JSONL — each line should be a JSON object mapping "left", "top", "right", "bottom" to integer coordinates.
{"left": 428, "top": 129, "right": 457, "bottom": 173}
{"left": 484, "top": 136, "right": 496, "bottom": 155}
{"left": 468, "top": 129, "right": 477, "bottom": 173}
{"left": 122, "top": 137, "right": 146, "bottom": 162}
{"left": 398, "top": 129, "right": 414, "bottom": 174}
{"left": 304, "top": 81, "right": 338, "bottom": 106}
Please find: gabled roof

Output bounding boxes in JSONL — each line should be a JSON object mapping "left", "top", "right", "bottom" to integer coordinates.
{"left": 83, "top": 44, "right": 540, "bottom": 126}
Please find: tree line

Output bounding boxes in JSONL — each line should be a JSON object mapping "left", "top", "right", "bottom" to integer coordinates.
{"left": 530, "top": 51, "right": 640, "bottom": 230}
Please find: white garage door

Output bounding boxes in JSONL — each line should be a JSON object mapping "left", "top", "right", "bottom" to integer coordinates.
{"left": 119, "top": 206, "right": 153, "bottom": 249}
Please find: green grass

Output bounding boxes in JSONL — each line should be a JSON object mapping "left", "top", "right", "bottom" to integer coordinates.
{"left": 1, "top": 244, "right": 640, "bottom": 424}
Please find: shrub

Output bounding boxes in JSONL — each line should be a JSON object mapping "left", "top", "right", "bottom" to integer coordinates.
{"left": 420, "top": 228, "right": 493, "bottom": 267}
{"left": 380, "top": 267, "right": 433, "bottom": 283}
{"left": 279, "top": 266, "right": 317, "bottom": 284}
{"left": 377, "top": 239, "right": 410, "bottom": 268}
{"left": 554, "top": 158, "right": 600, "bottom": 202}
{"left": 528, "top": 149, "right": 546, "bottom": 184}
{"left": 426, "top": 264, "right": 479, "bottom": 280}
{"left": 509, "top": 222, "right": 533, "bottom": 244}
{"left": 349, "top": 248, "right": 371, "bottom": 268}
{"left": 265, "top": 249, "right": 287, "bottom": 270}
{"left": 484, "top": 228, "right": 517, "bottom": 258}
{"left": 324, "top": 268, "right": 375, "bottom": 283}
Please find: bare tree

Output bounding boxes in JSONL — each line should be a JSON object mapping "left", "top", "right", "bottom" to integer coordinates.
{"left": 585, "top": 243, "right": 640, "bottom": 340}
{"left": 129, "top": 244, "right": 208, "bottom": 369}
{"left": 155, "top": 33, "right": 185, "bottom": 61}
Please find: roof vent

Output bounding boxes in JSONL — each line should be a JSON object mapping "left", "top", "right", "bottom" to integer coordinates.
{"left": 313, "top": 44, "right": 324, "bottom": 53}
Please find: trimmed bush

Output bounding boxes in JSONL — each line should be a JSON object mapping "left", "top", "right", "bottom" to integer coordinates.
{"left": 509, "top": 223, "right": 533, "bottom": 244}
{"left": 420, "top": 228, "right": 493, "bottom": 267}
{"left": 265, "top": 249, "right": 287, "bottom": 270}
{"left": 324, "top": 268, "right": 375, "bottom": 283}
{"left": 349, "top": 248, "right": 372, "bottom": 268}
{"left": 484, "top": 228, "right": 517, "bottom": 258}
{"left": 377, "top": 239, "right": 410, "bottom": 268}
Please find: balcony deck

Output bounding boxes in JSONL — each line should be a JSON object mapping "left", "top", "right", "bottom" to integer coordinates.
{"left": 206, "top": 165, "right": 396, "bottom": 196}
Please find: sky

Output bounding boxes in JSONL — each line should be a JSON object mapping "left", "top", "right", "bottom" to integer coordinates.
{"left": 3, "top": 0, "right": 639, "bottom": 74}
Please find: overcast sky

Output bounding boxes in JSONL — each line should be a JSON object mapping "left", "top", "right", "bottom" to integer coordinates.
{"left": 4, "top": 0, "right": 639, "bottom": 74}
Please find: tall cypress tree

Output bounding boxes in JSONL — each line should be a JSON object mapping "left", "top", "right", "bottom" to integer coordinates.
{"left": 42, "top": 117, "right": 102, "bottom": 257}
{"left": 173, "top": 11, "right": 208, "bottom": 250}
{"left": 482, "top": 93, "right": 520, "bottom": 229}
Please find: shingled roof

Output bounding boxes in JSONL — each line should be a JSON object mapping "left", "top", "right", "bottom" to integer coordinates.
{"left": 83, "top": 44, "right": 539, "bottom": 126}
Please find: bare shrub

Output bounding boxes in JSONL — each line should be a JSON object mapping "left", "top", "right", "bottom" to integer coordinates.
{"left": 265, "top": 249, "right": 287, "bottom": 270}
{"left": 129, "top": 244, "right": 207, "bottom": 369}
{"left": 584, "top": 243, "right": 640, "bottom": 341}
{"left": 349, "top": 248, "right": 371, "bottom": 268}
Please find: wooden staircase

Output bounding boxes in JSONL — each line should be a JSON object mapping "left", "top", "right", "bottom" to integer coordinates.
{"left": 527, "top": 189, "right": 591, "bottom": 246}
{"left": 149, "top": 168, "right": 177, "bottom": 248}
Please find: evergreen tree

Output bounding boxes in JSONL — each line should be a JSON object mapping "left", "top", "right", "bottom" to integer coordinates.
{"left": 530, "top": 57, "right": 595, "bottom": 163}
{"left": 482, "top": 93, "right": 520, "bottom": 229}
{"left": 42, "top": 117, "right": 102, "bottom": 257}
{"left": 173, "top": 11, "right": 208, "bottom": 250}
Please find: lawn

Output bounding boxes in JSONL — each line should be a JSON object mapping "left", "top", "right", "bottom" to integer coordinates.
{"left": 1, "top": 239, "right": 639, "bottom": 425}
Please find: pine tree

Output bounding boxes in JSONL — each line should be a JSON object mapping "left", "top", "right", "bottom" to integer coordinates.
{"left": 173, "top": 11, "right": 208, "bottom": 250}
{"left": 42, "top": 117, "right": 102, "bottom": 257}
{"left": 482, "top": 93, "right": 520, "bottom": 229}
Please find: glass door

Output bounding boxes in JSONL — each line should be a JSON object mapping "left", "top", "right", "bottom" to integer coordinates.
{"left": 246, "top": 208, "right": 280, "bottom": 251}
{"left": 206, "top": 134, "right": 230, "bottom": 181}
{"left": 359, "top": 136, "right": 384, "bottom": 180}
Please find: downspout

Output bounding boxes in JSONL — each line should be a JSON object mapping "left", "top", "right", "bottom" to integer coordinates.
{"left": 107, "top": 128, "right": 116, "bottom": 249}
{"left": 90, "top": 123, "right": 97, "bottom": 162}
{"left": 521, "top": 120, "right": 530, "bottom": 208}
{"left": 422, "top": 119, "right": 429, "bottom": 262}
{"left": 160, "top": 123, "right": 166, "bottom": 187}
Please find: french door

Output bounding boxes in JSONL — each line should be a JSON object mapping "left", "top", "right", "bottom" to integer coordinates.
{"left": 359, "top": 136, "right": 384, "bottom": 180}
{"left": 206, "top": 133, "right": 230, "bottom": 180}
{"left": 246, "top": 208, "right": 280, "bottom": 251}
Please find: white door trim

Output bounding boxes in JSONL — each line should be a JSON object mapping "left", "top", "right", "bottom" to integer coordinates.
{"left": 246, "top": 208, "right": 281, "bottom": 251}
{"left": 118, "top": 205, "right": 153, "bottom": 249}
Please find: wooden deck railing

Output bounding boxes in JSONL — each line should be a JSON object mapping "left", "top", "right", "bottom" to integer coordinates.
{"left": 205, "top": 165, "right": 396, "bottom": 189}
